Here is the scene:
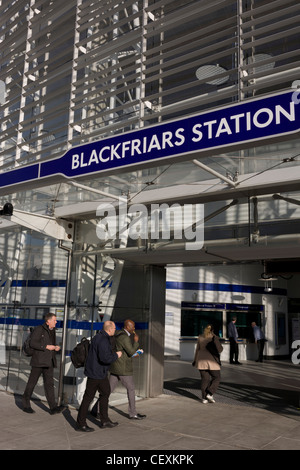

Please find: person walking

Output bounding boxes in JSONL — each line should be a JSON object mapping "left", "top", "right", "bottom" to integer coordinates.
{"left": 92, "top": 319, "right": 146, "bottom": 420}
{"left": 76, "top": 321, "right": 122, "bottom": 432}
{"left": 22, "top": 312, "right": 64, "bottom": 415}
{"left": 251, "top": 322, "right": 266, "bottom": 362}
{"left": 193, "top": 324, "right": 223, "bottom": 404}
{"left": 228, "top": 316, "right": 241, "bottom": 364}
{"left": 109, "top": 319, "right": 146, "bottom": 420}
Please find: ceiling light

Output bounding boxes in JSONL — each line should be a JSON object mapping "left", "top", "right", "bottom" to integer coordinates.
{"left": 246, "top": 53, "right": 275, "bottom": 73}
{"left": 264, "top": 281, "right": 273, "bottom": 293}
{"left": 195, "top": 64, "right": 229, "bottom": 85}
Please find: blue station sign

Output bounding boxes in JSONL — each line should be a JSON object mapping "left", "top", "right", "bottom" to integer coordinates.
{"left": 1, "top": 89, "right": 299, "bottom": 193}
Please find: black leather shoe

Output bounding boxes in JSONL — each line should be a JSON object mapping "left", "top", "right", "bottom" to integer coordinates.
{"left": 130, "top": 413, "right": 146, "bottom": 420}
{"left": 23, "top": 407, "right": 35, "bottom": 414}
{"left": 76, "top": 424, "right": 95, "bottom": 432}
{"left": 100, "top": 420, "right": 118, "bottom": 428}
{"left": 49, "top": 405, "right": 67, "bottom": 415}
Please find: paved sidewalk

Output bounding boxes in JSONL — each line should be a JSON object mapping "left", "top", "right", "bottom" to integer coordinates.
{"left": 0, "top": 359, "right": 299, "bottom": 452}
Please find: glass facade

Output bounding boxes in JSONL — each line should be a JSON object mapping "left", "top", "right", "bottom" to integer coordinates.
{"left": 0, "top": 0, "right": 300, "bottom": 402}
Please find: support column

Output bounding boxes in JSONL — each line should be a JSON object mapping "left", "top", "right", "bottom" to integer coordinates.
{"left": 112, "top": 263, "right": 166, "bottom": 398}
{"left": 147, "top": 265, "right": 166, "bottom": 397}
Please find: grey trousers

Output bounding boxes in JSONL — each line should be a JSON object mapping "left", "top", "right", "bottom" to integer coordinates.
{"left": 109, "top": 373, "right": 137, "bottom": 417}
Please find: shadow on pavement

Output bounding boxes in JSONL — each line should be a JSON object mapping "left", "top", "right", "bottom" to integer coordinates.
{"left": 163, "top": 377, "right": 300, "bottom": 420}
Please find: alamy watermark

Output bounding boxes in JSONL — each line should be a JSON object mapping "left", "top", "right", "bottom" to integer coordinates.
{"left": 96, "top": 201, "right": 204, "bottom": 250}
{"left": 291, "top": 340, "right": 300, "bottom": 365}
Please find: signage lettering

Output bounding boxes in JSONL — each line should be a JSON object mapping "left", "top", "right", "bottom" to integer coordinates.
{"left": 68, "top": 98, "right": 296, "bottom": 173}
{"left": 0, "top": 90, "right": 299, "bottom": 194}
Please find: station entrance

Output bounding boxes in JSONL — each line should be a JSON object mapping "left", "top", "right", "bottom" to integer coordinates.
{"left": 0, "top": 193, "right": 297, "bottom": 407}
{"left": 0, "top": 244, "right": 166, "bottom": 407}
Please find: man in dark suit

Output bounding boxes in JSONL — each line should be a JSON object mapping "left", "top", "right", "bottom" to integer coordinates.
{"left": 22, "top": 312, "right": 64, "bottom": 414}
{"left": 76, "top": 321, "right": 122, "bottom": 432}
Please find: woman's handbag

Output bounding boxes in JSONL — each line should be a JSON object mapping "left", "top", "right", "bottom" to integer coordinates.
{"left": 206, "top": 336, "right": 221, "bottom": 365}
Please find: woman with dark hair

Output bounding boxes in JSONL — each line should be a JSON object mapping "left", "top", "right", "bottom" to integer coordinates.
{"left": 192, "top": 324, "right": 223, "bottom": 403}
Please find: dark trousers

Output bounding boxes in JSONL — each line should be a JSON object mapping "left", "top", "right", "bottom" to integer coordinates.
{"left": 77, "top": 376, "right": 110, "bottom": 427}
{"left": 257, "top": 339, "right": 266, "bottom": 362}
{"left": 229, "top": 337, "right": 239, "bottom": 363}
{"left": 23, "top": 366, "right": 56, "bottom": 410}
{"left": 199, "top": 370, "right": 221, "bottom": 398}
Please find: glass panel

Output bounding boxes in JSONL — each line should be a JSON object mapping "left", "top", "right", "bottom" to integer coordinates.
{"left": 0, "top": 229, "right": 67, "bottom": 401}
{"left": 226, "top": 311, "right": 262, "bottom": 340}
{"left": 275, "top": 312, "right": 286, "bottom": 345}
{"left": 181, "top": 310, "right": 223, "bottom": 337}
{"left": 62, "top": 248, "right": 149, "bottom": 406}
{"left": 0, "top": 307, "right": 30, "bottom": 395}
